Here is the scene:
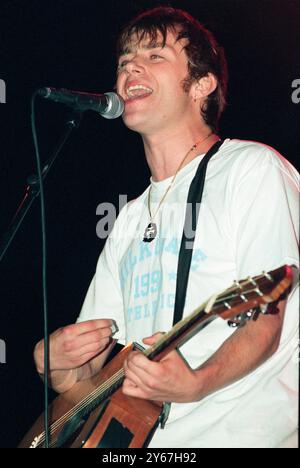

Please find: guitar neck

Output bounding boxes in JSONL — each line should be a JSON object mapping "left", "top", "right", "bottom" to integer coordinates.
{"left": 144, "top": 303, "right": 217, "bottom": 362}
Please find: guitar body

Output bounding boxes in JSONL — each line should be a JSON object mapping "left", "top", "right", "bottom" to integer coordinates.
{"left": 79, "top": 388, "right": 162, "bottom": 448}
{"left": 19, "top": 343, "right": 163, "bottom": 448}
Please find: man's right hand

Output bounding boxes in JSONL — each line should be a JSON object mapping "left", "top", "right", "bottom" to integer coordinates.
{"left": 34, "top": 319, "right": 115, "bottom": 374}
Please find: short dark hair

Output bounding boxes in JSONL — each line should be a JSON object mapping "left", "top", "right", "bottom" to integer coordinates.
{"left": 117, "top": 6, "right": 228, "bottom": 132}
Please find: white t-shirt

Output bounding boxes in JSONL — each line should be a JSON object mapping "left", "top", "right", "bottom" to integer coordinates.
{"left": 78, "top": 139, "right": 299, "bottom": 448}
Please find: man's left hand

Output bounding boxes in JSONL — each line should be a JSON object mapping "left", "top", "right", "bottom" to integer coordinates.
{"left": 122, "top": 332, "right": 200, "bottom": 403}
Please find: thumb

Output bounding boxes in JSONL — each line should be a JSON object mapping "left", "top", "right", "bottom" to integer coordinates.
{"left": 142, "top": 332, "right": 165, "bottom": 346}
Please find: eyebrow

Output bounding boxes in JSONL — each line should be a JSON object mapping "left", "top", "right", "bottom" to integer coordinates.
{"left": 119, "top": 42, "right": 173, "bottom": 57}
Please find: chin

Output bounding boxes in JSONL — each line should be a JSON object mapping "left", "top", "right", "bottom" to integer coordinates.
{"left": 122, "top": 113, "right": 148, "bottom": 133}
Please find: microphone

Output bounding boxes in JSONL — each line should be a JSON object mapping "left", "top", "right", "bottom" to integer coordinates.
{"left": 38, "top": 87, "right": 124, "bottom": 119}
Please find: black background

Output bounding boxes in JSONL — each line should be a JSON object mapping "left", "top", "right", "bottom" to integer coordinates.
{"left": 0, "top": 0, "right": 299, "bottom": 448}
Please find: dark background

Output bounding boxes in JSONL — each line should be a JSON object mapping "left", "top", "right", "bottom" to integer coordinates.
{"left": 0, "top": 0, "right": 299, "bottom": 448}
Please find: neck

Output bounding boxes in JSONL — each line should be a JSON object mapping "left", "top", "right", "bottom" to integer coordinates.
{"left": 142, "top": 126, "right": 219, "bottom": 182}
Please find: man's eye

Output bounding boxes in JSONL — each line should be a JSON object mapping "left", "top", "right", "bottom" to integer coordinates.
{"left": 118, "top": 60, "right": 129, "bottom": 69}
{"left": 150, "top": 54, "right": 162, "bottom": 60}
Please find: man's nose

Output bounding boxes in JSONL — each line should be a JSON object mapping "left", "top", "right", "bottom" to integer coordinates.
{"left": 124, "top": 57, "right": 144, "bottom": 74}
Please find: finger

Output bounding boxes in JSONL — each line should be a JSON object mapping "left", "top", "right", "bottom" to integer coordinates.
{"left": 66, "top": 337, "right": 111, "bottom": 359}
{"left": 80, "top": 338, "right": 112, "bottom": 359}
{"left": 63, "top": 327, "right": 113, "bottom": 353}
{"left": 142, "top": 332, "right": 165, "bottom": 346}
{"left": 63, "top": 338, "right": 112, "bottom": 367}
{"left": 122, "top": 378, "right": 160, "bottom": 401}
{"left": 123, "top": 358, "right": 149, "bottom": 389}
{"left": 66, "top": 319, "right": 116, "bottom": 337}
{"left": 122, "top": 372, "right": 151, "bottom": 399}
{"left": 122, "top": 378, "right": 146, "bottom": 398}
{"left": 126, "top": 352, "right": 161, "bottom": 380}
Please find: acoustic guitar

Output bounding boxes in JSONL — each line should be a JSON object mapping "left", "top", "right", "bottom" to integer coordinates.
{"left": 19, "top": 264, "right": 296, "bottom": 448}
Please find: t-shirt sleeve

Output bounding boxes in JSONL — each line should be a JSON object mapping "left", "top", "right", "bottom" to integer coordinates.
{"left": 230, "top": 146, "right": 299, "bottom": 280}
{"left": 228, "top": 144, "right": 299, "bottom": 370}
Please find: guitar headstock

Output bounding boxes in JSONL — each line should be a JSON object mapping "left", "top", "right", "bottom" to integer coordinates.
{"left": 215, "top": 265, "right": 296, "bottom": 321}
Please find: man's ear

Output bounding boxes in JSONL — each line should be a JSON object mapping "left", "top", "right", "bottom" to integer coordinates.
{"left": 193, "top": 73, "right": 218, "bottom": 100}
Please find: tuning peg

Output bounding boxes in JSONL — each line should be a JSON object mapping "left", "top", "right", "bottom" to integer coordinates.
{"left": 227, "top": 309, "right": 260, "bottom": 328}
{"left": 227, "top": 314, "right": 247, "bottom": 328}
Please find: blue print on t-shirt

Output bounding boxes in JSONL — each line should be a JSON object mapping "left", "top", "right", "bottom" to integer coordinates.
{"left": 119, "top": 237, "right": 207, "bottom": 323}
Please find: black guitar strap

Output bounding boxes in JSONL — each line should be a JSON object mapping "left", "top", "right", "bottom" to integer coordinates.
{"left": 172, "top": 139, "right": 223, "bottom": 326}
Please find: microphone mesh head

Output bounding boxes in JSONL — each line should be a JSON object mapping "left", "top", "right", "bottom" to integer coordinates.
{"left": 101, "top": 92, "right": 124, "bottom": 119}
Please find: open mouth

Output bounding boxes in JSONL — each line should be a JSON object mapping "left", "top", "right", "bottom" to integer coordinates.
{"left": 125, "top": 85, "right": 153, "bottom": 101}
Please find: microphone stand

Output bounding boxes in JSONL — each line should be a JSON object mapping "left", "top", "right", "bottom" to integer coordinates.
{"left": 0, "top": 112, "right": 81, "bottom": 263}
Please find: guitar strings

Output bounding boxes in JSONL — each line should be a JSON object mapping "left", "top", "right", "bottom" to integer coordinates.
{"left": 36, "top": 372, "right": 123, "bottom": 447}
{"left": 35, "top": 367, "right": 125, "bottom": 447}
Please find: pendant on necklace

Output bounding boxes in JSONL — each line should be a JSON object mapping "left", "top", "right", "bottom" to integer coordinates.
{"left": 143, "top": 222, "right": 157, "bottom": 243}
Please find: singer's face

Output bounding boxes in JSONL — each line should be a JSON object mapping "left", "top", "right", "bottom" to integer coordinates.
{"left": 116, "top": 30, "right": 194, "bottom": 135}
